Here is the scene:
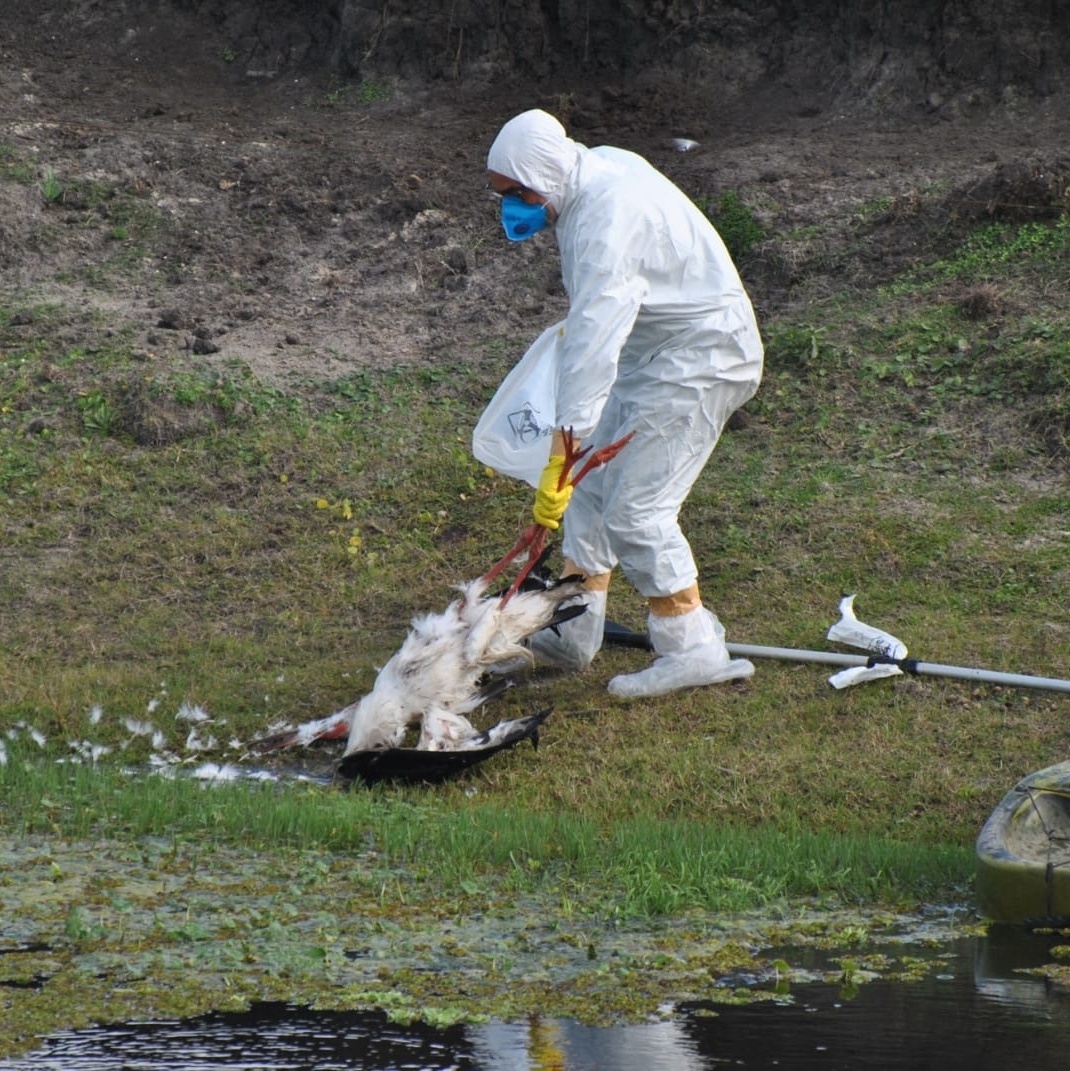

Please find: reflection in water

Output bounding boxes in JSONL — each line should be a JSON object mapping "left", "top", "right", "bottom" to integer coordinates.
{"left": 472, "top": 1018, "right": 705, "bottom": 1071}
{"left": 674, "top": 937, "right": 1070, "bottom": 1070}
{"left": 3, "top": 1003, "right": 483, "bottom": 1070}
{"left": 4, "top": 931, "right": 1070, "bottom": 1070}
{"left": 973, "top": 923, "right": 1069, "bottom": 1016}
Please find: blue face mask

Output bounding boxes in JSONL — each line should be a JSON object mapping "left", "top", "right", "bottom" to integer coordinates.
{"left": 501, "top": 196, "right": 550, "bottom": 242}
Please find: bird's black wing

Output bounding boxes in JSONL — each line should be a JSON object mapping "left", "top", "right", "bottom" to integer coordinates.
{"left": 337, "top": 708, "right": 552, "bottom": 787}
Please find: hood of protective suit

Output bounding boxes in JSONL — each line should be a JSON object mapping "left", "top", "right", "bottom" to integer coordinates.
{"left": 486, "top": 110, "right": 580, "bottom": 212}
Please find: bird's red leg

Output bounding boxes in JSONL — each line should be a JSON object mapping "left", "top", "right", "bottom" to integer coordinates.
{"left": 499, "top": 526, "right": 548, "bottom": 602}
{"left": 481, "top": 524, "right": 541, "bottom": 588}
{"left": 249, "top": 709, "right": 352, "bottom": 753}
{"left": 569, "top": 430, "right": 636, "bottom": 486}
{"left": 557, "top": 426, "right": 591, "bottom": 486}
{"left": 496, "top": 428, "right": 589, "bottom": 601}
{"left": 483, "top": 428, "right": 634, "bottom": 605}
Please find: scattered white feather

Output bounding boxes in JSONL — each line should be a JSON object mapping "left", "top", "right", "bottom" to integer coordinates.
{"left": 146, "top": 697, "right": 160, "bottom": 714}
{"left": 0, "top": 741, "right": 7, "bottom": 766}
{"left": 124, "top": 717, "right": 157, "bottom": 737}
{"left": 191, "top": 762, "right": 277, "bottom": 783}
{"left": 176, "top": 701, "right": 211, "bottom": 724}
{"left": 184, "top": 727, "right": 217, "bottom": 752}
{"left": 88, "top": 705, "right": 104, "bottom": 725}
{"left": 189, "top": 762, "right": 240, "bottom": 781}
{"left": 11, "top": 722, "right": 47, "bottom": 746}
{"left": 69, "top": 740, "right": 111, "bottom": 762}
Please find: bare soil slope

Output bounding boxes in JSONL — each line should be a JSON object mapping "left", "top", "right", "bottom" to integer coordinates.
{"left": 1, "top": 2, "right": 1069, "bottom": 391}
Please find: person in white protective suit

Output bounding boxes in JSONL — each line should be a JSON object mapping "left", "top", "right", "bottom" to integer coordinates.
{"left": 485, "top": 109, "right": 764, "bottom": 698}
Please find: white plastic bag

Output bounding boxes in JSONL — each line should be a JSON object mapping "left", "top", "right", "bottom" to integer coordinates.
{"left": 826, "top": 594, "right": 908, "bottom": 689}
{"left": 472, "top": 321, "right": 563, "bottom": 488}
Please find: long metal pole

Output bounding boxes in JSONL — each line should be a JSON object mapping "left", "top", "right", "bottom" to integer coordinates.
{"left": 603, "top": 622, "right": 1070, "bottom": 694}
{"left": 726, "top": 643, "right": 1070, "bottom": 695}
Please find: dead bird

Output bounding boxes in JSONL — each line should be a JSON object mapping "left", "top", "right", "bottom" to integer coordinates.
{"left": 250, "top": 569, "right": 586, "bottom": 759}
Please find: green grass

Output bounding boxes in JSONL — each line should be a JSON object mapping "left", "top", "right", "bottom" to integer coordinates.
{"left": 322, "top": 76, "right": 394, "bottom": 107}
{"left": 0, "top": 143, "right": 35, "bottom": 183}
{"left": 3, "top": 200, "right": 1070, "bottom": 913}
{"left": 0, "top": 760, "right": 969, "bottom": 914}
{"left": 699, "top": 189, "right": 766, "bottom": 259}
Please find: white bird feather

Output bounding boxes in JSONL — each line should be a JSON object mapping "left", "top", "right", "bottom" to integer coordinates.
{"left": 343, "top": 574, "right": 585, "bottom": 755}
{"left": 250, "top": 572, "right": 586, "bottom": 758}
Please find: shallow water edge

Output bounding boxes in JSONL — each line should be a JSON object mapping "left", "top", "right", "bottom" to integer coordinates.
{"left": 0, "top": 833, "right": 1009, "bottom": 1060}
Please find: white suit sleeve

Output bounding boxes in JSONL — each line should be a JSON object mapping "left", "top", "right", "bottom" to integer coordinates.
{"left": 555, "top": 239, "right": 645, "bottom": 439}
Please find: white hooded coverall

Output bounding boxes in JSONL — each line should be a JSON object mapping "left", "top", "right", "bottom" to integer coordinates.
{"left": 487, "top": 110, "right": 763, "bottom": 694}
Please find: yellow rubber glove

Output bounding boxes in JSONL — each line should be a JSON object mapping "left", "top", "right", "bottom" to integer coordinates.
{"left": 532, "top": 431, "right": 575, "bottom": 530}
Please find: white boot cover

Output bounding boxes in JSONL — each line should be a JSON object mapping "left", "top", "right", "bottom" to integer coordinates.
{"left": 529, "top": 589, "right": 607, "bottom": 671}
{"left": 607, "top": 607, "right": 754, "bottom": 699}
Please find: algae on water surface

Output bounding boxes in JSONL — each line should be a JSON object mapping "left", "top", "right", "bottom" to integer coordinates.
{"left": 0, "top": 836, "right": 977, "bottom": 1058}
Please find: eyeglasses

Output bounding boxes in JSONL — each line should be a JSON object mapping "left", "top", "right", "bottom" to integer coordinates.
{"left": 485, "top": 182, "right": 528, "bottom": 200}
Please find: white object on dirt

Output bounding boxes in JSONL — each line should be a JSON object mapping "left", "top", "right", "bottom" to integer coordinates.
{"left": 826, "top": 594, "right": 908, "bottom": 689}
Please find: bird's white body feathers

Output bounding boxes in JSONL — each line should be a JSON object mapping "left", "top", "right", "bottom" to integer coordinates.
{"left": 341, "top": 575, "right": 586, "bottom": 754}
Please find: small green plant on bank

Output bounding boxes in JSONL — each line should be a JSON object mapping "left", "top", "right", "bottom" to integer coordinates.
{"left": 75, "top": 389, "right": 117, "bottom": 435}
{"left": 763, "top": 323, "right": 844, "bottom": 376}
{"left": 323, "top": 76, "right": 393, "bottom": 107}
{"left": 38, "top": 167, "right": 63, "bottom": 204}
{"left": 359, "top": 78, "right": 392, "bottom": 103}
{"left": 700, "top": 189, "right": 765, "bottom": 259}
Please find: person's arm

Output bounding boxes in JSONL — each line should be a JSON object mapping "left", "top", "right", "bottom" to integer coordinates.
{"left": 554, "top": 265, "right": 644, "bottom": 439}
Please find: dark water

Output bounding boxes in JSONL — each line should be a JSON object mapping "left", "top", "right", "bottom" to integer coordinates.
{"left": 5, "top": 928, "right": 1070, "bottom": 1070}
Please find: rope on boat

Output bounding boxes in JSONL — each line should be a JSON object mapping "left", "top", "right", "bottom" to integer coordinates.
{"left": 1020, "top": 785, "right": 1070, "bottom": 927}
